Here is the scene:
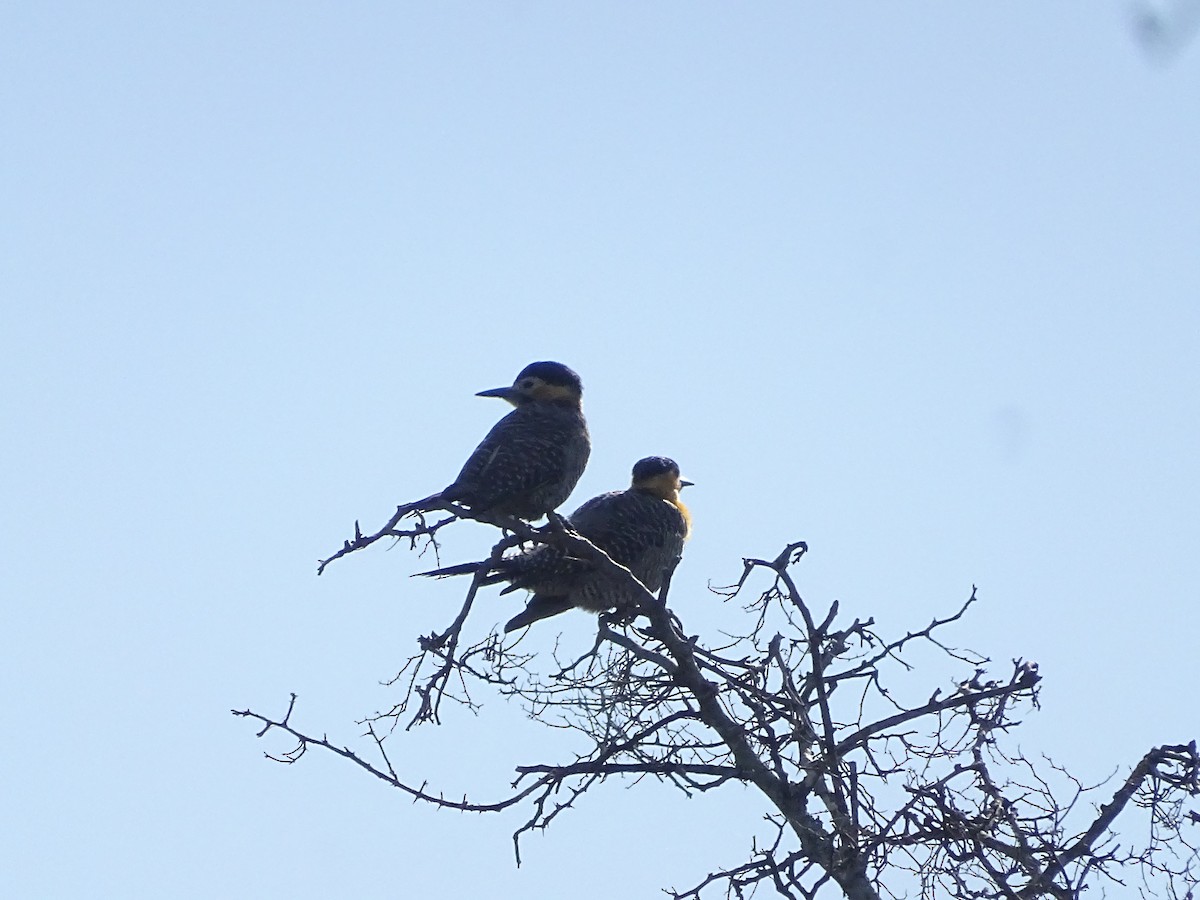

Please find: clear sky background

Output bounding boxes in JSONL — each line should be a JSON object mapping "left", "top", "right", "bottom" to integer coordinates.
{"left": 3, "top": 4, "right": 1198, "bottom": 898}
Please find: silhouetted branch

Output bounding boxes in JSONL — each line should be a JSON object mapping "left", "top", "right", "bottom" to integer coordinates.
{"left": 232, "top": 694, "right": 533, "bottom": 812}
{"left": 240, "top": 534, "right": 1199, "bottom": 899}
{"left": 317, "top": 494, "right": 460, "bottom": 575}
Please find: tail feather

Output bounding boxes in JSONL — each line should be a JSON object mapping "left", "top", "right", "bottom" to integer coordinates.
{"left": 414, "top": 560, "right": 487, "bottom": 579}
{"left": 504, "top": 594, "right": 575, "bottom": 632}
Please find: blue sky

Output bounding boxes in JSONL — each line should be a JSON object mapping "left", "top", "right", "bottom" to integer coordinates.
{"left": 3, "top": 4, "right": 1198, "bottom": 898}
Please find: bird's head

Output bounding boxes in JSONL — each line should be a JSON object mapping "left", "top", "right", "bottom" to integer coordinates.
{"left": 631, "top": 456, "right": 693, "bottom": 500}
{"left": 631, "top": 456, "right": 692, "bottom": 537}
{"left": 476, "top": 361, "right": 584, "bottom": 407}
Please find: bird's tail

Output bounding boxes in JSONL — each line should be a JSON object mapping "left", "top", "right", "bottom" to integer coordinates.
{"left": 414, "top": 560, "right": 490, "bottom": 579}
{"left": 416, "top": 547, "right": 550, "bottom": 586}
{"left": 503, "top": 594, "right": 575, "bottom": 632}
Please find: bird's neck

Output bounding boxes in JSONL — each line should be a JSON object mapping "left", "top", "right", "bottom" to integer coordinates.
{"left": 636, "top": 483, "right": 692, "bottom": 538}
{"left": 671, "top": 496, "right": 692, "bottom": 539}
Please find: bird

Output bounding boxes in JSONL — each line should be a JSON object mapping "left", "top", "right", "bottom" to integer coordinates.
{"left": 435, "top": 361, "right": 590, "bottom": 520}
{"left": 420, "top": 456, "right": 692, "bottom": 632}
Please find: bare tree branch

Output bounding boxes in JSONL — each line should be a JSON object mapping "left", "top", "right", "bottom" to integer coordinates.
{"left": 238, "top": 532, "right": 1199, "bottom": 899}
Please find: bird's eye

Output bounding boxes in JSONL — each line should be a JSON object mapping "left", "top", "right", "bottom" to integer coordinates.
{"left": 521, "top": 379, "right": 537, "bottom": 390}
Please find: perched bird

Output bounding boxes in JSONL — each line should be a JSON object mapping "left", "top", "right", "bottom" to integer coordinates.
{"left": 421, "top": 456, "right": 692, "bottom": 632}
{"left": 437, "top": 361, "right": 590, "bottom": 520}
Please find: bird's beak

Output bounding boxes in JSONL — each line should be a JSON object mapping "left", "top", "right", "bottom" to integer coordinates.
{"left": 680, "top": 478, "right": 695, "bottom": 488}
{"left": 476, "top": 386, "right": 517, "bottom": 401}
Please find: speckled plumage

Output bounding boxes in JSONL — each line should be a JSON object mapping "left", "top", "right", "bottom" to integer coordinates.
{"left": 499, "top": 484, "right": 688, "bottom": 630}
{"left": 442, "top": 402, "right": 589, "bottom": 519}
{"left": 437, "top": 456, "right": 687, "bottom": 632}
{"left": 439, "top": 362, "right": 590, "bottom": 520}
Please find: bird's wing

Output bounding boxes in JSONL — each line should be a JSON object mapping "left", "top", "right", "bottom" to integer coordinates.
{"left": 570, "top": 491, "right": 686, "bottom": 582}
{"left": 445, "top": 406, "right": 577, "bottom": 510}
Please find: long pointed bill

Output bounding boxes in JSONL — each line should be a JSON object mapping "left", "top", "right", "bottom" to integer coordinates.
{"left": 475, "top": 386, "right": 517, "bottom": 400}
